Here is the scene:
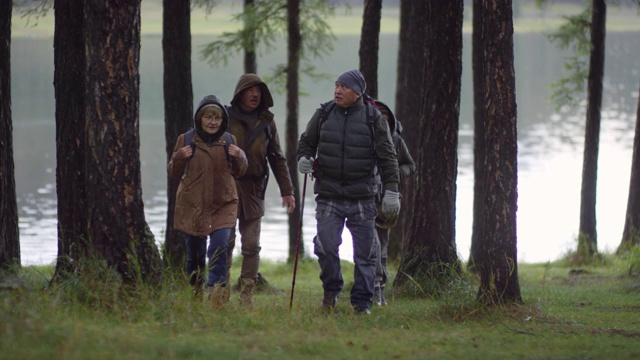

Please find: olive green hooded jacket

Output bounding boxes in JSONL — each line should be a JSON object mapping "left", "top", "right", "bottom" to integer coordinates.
{"left": 228, "top": 73, "right": 294, "bottom": 220}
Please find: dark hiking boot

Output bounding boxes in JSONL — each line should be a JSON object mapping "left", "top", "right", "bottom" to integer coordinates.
{"left": 322, "top": 292, "right": 338, "bottom": 311}
{"left": 353, "top": 305, "right": 371, "bottom": 315}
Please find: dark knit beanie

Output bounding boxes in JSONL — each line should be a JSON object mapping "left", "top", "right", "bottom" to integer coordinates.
{"left": 336, "top": 69, "right": 366, "bottom": 95}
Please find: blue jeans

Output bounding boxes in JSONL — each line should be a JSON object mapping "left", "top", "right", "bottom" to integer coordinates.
{"left": 313, "top": 196, "right": 378, "bottom": 310}
{"left": 185, "top": 228, "right": 232, "bottom": 287}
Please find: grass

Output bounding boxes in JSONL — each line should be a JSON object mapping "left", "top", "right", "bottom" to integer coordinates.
{"left": 2, "top": 251, "right": 640, "bottom": 359}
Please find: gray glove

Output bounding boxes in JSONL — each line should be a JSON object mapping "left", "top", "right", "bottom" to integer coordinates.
{"left": 381, "top": 190, "right": 400, "bottom": 218}
{"left": 298, "top": 156, "right": 314, "bottom": 174}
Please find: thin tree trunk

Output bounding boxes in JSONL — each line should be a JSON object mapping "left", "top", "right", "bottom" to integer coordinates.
{"left": 477, "top": 0, "right": 522, "bottom": 304}
{"left": 0, "top": 0, "right": 20, "bottom": 271}
{"left": 395, "top": 0, "right": 463, "bottom": 291}
{"left": 618, "top": 82, "right": 640, "bottom": 252}
{"left": 358, "top": 0, "right": 381, "bottom": 99}
{"left": 245, "top": 0, "right": 257, "bottom": 74}
{"left": 469, "top": 0, "right": 486, "bottom": 273}
{"left": 54, "top": 0, "right": 162, "bottom": 283}
{"left": 286, "top": 0, "right": 303, "bottom": 262}
{"left": 578, "top": 0, "right": 606, "bottom": 258}
{"left": 162, "top": 0, "right": 193, "bottom": 271}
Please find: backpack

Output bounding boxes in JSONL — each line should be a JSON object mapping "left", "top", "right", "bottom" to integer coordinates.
{"left": 182, "top": 128, "right": 234, "bottom": 179}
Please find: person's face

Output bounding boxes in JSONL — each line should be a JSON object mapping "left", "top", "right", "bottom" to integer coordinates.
{"left": 240, "top": 85, "right": 262, "bottom": 112}
{"left": 334, "top": 83, "right": 359, "bottom": 107}
{"left": 201, "top": 113, "right": 222, "bottom": 135}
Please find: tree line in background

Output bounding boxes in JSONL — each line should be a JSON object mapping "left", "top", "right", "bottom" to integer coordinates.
{"left": 1, "top": 0, "right": 639, "bottom": 306}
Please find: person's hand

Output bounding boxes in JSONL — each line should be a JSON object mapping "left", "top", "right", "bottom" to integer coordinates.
{"left": 282, "top": 195, "right": 295, "bottom": 214}
{"left": 228, "top": 144, "right": 241, "bottom": 158}
{"left": 298, "top": 156, "right": 314, "bottom": 174}
{"left": 381, "top": 190, "right": 400, "bottom": 218}
{"left": 174, "top": 145, "right": 193, "bottom": 160}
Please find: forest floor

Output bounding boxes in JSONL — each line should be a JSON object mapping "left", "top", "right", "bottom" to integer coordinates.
{"left": 1, "top": 250, "right": 639, "bottom": 359}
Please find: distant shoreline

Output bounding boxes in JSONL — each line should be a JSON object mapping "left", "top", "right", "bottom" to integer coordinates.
{"left": 10, "top": 3, "right": 640, "bottom": 39}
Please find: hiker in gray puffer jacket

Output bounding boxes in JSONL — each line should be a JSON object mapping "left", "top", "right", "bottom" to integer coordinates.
{"left": 297, "top": 69, "right": 400, "bottom": 315}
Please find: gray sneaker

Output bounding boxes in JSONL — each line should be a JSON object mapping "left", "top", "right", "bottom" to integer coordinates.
{"left": 373, "top": 286, "right": 382, "bottom": 306}
{"left": 380, "top": 285, "right": 387, "bottom": 305}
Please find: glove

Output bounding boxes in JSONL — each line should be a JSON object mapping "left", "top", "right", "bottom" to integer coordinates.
{"left": 381, "top": 190, "right": 400, "bottom": 218}
{"left": 298, "top": 156, "right": 314, "bottom": 174}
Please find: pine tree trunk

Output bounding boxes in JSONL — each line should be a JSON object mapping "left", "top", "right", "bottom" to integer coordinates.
{"left": 286, "top": 0, "right": 303, "bottom": 262}
{"left": 54, "top": 0, "right": 162, "bottom": 284}
{"left": 358, "top": 0, "right": 381, "bottom": 99}
{"left": 244, "top": 0, "right": 257, "bottom": 74}
{"left": 0, "top": 0, "right": 20, "bottom": 271}
{"left": 395, "top": 0, "right": 463, "bottom": 291}
{"left": 477, "top": 0, "right": 522, "bottom": 304}
{"left": 618, "top": 82, "right": 640, "bottom": 252}
{"left": 578, "top": 0, "right": 606, "bottom": 258}
{"left": 162, "top": 0, "right": 193, "bottom": 272}
{"left": 389, "top": 0, "right": 426, "bottom": 262}
{"left": 468, "top": 0, "right": 486, "bottom": 273}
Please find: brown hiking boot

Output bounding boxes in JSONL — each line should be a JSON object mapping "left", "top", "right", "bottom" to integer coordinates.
{"left": 239, "top": 278, "right": 255, "bottom": 308}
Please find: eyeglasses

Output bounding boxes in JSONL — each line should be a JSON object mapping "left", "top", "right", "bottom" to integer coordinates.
{"left": 202, "top": 114, "right": 223, "bottom": 123}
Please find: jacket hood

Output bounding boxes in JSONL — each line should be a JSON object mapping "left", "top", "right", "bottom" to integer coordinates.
{"left": 230, "top": 73, "right": 274, "bottom": 111}
{"left": 194, "top": 94, "right": 229, "bottom": 143}
{"left": 374, "top": 100, "right": 397, "bottom": 135}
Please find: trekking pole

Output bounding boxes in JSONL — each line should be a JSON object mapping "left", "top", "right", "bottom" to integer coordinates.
{"left": 289, "top": 173, "right": 308, "bottom": 310}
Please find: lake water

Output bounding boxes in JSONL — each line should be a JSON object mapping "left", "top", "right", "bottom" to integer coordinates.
{"left": 10, "top": 31, "right": 640, "bottom": 266}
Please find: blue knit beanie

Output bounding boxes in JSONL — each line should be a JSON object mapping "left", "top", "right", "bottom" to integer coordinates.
{"left": 336, "top": 69, "right": 367, "bottom": 95}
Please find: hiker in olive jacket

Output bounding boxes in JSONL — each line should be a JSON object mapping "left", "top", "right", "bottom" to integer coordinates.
{"left": 226, "top": 73, "right": 295, "bottom": 306}
{"left": 168, "top": 94, "right": 248, "bottom": 306}
{"left": 372, "top": 100, "right": 416, "bottom": 306}
{"left": 297, "top": 69, "right": 400, "bottom": 314}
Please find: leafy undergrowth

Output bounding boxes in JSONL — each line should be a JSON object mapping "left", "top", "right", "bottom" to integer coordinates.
{"left": 1, "top": 252, "right": 640, "bottom": 359}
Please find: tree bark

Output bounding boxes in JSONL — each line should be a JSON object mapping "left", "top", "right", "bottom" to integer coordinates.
{"left": 469, "top": 0, "right": 486, "bottom": 273}
{"left": 54, "top": 0, "right": 162, "bottom": 284}
{"left": 358, "top": 0, "right": 381, "bottom": 99}
{"left": 477, "top": 0, "right": 522, "bottom": 304}
{"left": 286, "top": 0, "right": 303, "bottom": 262}
{"left": 0, "top": 0, "right": 20, "bottom": 271}
{"left": 162, "top": 0, "right": 193, "bottom": 271}
{"left": 389, "top": 0, "right": 426, "bottom": 262}
{"left": 395, "top": 0, "right": 463, "bottom": 292}
{"left": 578, "top": 0, "right": 606, "bottom": 258}
{"left": 618, "top": 82, "right": 640, "bottom": 252}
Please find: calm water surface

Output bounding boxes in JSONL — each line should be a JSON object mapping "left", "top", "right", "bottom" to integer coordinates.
{"left": 11, "top": 31, "right": 640, "bottom": 266}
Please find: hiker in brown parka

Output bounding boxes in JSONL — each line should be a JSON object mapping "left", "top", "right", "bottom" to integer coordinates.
{"left": 168, "top": 94, "right": 248, "bottom": 305}
{"left": 226, "top": 74, "right": 295, "bottom": 306}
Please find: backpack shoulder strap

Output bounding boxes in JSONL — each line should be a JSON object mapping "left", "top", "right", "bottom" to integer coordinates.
{"left": 181, "top": 128, "right": 196, "bottom": 179}
{"left": 184, "top": 128, "right": 196, "bottom": 155}
{"left": 223, "top": 131, "right": 234, "bottom": 168}
{"left": 317, "top": 100, "right": 336, "bottom": 134}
